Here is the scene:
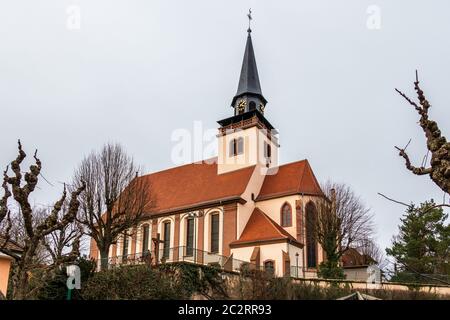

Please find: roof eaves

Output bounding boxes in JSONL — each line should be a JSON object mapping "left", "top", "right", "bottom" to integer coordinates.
{"left": 146, "top": 196, "right": 246, "bottom": 218}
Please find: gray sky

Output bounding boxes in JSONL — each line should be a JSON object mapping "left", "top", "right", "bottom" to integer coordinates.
{"left": 1, "top": 0, "right": 449, "bottom": 252}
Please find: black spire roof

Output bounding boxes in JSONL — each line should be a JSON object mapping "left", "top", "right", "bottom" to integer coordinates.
{"left": 231, "top": 31, "right": 267, "bottom": 106}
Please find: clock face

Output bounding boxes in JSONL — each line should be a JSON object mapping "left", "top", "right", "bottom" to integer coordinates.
{"left": 237, "top": 99, "right": 246, "bottom": 113}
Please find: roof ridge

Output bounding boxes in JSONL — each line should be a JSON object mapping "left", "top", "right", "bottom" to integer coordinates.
{"left": 296, "top": 159, "right": 308, "bottom": 193}
{"left": 303, "top": 160, "right": 324, "bottom": 196}
{"left": 269, "top": 158, "right": 308, "bottom": 171}
{"left": 141, "top": 157, "right": 218, "bottom": 177}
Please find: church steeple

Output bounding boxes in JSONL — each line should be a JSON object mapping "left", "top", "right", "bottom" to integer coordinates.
{"left": 231, "top": 11, "right": 267, "bottom": 115}
{"left": 216, "top": 10, "right": 278, "bottom": 175}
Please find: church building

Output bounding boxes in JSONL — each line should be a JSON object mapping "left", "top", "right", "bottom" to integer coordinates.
{"left": 90, "top": 24, "right": 326, "bottom": 278}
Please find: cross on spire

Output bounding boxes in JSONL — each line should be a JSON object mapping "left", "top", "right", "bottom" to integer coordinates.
{"left": 247, "top": 8, "right": 252, "bottom": 33}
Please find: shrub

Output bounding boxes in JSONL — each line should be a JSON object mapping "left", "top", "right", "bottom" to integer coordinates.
{"left": 81, "top": 262, "right": 228, "bottom": 300}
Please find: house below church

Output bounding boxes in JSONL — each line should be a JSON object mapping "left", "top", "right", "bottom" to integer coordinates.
{"left": 89, "top": 24, "right": 327, "bottom": 278}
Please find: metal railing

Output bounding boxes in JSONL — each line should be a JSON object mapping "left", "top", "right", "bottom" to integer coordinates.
{"left": 290, "top": 266, "right": 318, "bottom": 279}
{"left": 96, "top": 246, "right": 258, "bottom": 273}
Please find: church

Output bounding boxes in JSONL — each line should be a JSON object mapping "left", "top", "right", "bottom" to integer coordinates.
{"left": 89, "top": 23, "right": 326, "bottom": 278}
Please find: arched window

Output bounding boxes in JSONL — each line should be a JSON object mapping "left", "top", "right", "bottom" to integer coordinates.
{"left": 264, "top": 260, "right": 275, "bottom": 274}
{"left": 237, "top": 137, "right": 244, "bottom": 155}
{"left": 210, "top": 213, "right": 220, "bottom": 253}
{"left": 185, "top": 217, "right": 194, "bottom": 256}
{"left": 142, "top": 224, "right": 150, "bottom": 256}
{"left": 264, "top": 142, "right": 271, "bottom": 159}
{"left": 305, "top": 202, "right": 317, "bottom": 268}
{"left": 281, "top": 203, "right": 292, "bottom": 227}
{"left": 229, "top": 138, "right": 244, "bottom": 157}
{"left": 249, "top": 101, "right": 256, "bottom": 111}
{"left": 162, "top": 221, "right": 171, "bottom": 259}
{"left": 229, "top": 139, "right": 236, "bottom": 157}
{"left": 122, "top": 232, "right": 129, "bottom": 262}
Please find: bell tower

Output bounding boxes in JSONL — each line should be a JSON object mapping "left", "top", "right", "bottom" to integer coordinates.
{"left": 217, "top": 11, "right": 279, "bottom": 175}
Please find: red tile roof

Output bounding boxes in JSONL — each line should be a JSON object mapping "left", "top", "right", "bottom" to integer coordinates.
{"left": 138, "top": 158, "right": 323, "bottom": 217}
{"left": 256, "top": 159, "right": 323, "bottom": 201}
{"left": 141, "top": 158, "right": 255, "bottom": 215}
{"left": 229, "top": 208, "right": 303, "bottom": 248}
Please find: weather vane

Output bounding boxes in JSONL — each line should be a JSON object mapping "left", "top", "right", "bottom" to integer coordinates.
{"left": 247, "top": 8, "right": 252, "bottom": 33}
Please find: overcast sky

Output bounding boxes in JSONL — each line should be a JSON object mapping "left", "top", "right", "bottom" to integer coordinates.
{"left": 1, "top": 0, "right": 449, "bottom": 252}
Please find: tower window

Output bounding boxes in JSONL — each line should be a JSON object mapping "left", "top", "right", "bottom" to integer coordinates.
{"left": 229, "top": 138, "right": 244, "bottom": 157}
{"left": 249, "top": 101, "right": 256, "bottom": 111}
{"left": 264, "top": 142, "right": 271, "bottom": 159}
{"left": 237, "top": 137, "right": 244, "bottom": 154}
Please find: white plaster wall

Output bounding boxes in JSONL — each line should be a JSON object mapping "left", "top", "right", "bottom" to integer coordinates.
{"left": 236, "top": 165, "right": 267, "bottom": 238}
{"left": 255, "top": 194, "right": 302, "bottom": 239}
{"left": 344, "top": 267, "right": 370, "bottom": 282}
{"left": 288, "top": 244, "right": 304, "bottom": 277}
{"left": 217, "top": 126, "right": 279, "bottom": 175}
{"left": 231, "top": 242, "right": 289, "bottom": 277}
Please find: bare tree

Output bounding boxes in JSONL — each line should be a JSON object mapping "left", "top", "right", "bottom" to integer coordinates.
{"left": 355, "top": 238, "right": 387, "bottom": 269}
{"left": 73, "top": 143, "right": 151, "bottom": 271}
{"left": 312, "top": 181, "right": 374, "bottom": 278}
{"left": 0, "top": 141, "right": 85, "bottom": 299}
{"left": 395, "top": 71, "right": 450, "bottom": 195}
{"left": 42, "top": 202, "right": 85, "bottom": 266}
{"left": 2, "top": 208, "right": 52, "bottom": 267}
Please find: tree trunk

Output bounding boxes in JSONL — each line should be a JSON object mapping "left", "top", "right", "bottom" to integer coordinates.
{"left": 13, "top": 269, "right": 29, "bottom": 300}
{"left": 99, "top": 247, "right": 110, "bottom": 271}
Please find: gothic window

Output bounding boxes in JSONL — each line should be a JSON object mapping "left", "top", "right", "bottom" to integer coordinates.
{"left": 281, "top": 203, "right": 292, "bottom": 227}
{"left": 210, "top": 214, "right": 220, "bottom": 253}
{"left": 186, "top": 218, "right": 194, "bottom": 256}
{"left": 305, "top": 202, "right": 317, "bottom": 268}
{"left": 142, "top": 224, "right": 150, "bottom": 256}
{"left": 264, "top": 260, "right": 275, "bottom": 274}
{"left": 249, "top": 101, "right": 256, "bottom": 111}
{"left": 163, "top": 221, "right": 171, "bottom": 259}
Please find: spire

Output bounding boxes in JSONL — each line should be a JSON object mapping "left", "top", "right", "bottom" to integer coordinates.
{"left": 231, "top": 10, "right": 267, "bottom": 107}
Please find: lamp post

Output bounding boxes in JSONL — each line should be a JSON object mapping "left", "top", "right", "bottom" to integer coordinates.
{"left": 295, "top": 252, "right": 299, "bottom": 278}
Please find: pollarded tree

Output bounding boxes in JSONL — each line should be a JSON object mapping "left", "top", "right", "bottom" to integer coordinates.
{"left": 0, "top": 141, "right": 85, "bottom": 299}
{"left": 395, "top": 72, "right": 450, "bottom": 195}
{"left": 73, "top": 143, "right": 152, "bottom": 270}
